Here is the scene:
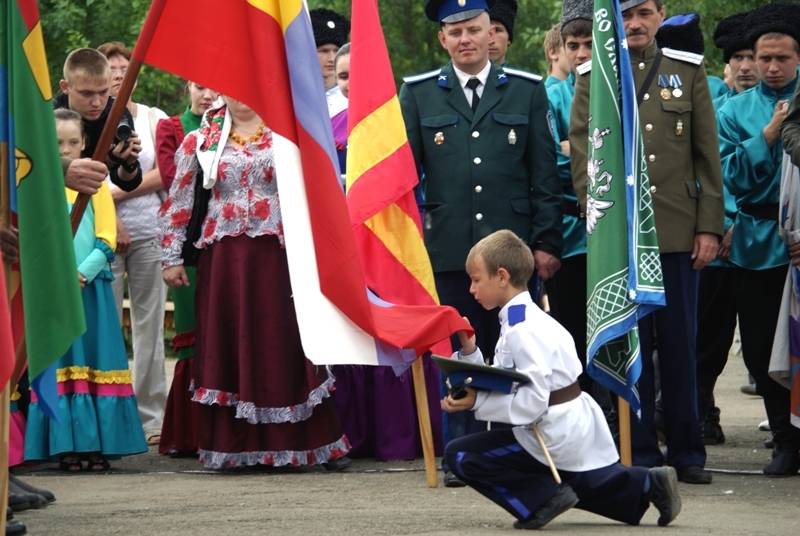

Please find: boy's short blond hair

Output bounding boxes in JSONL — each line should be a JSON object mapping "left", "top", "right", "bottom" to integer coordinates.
{"left": 467, "top": 230, "right": 535, "bottom": 288}
{"left": 63, "top": 48, "right": 110, "bottom": 84}
{"left": 544, "top": 23, "right": 563, "bottom": 69}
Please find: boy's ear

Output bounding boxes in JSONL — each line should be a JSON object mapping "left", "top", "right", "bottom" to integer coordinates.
{"left": 59, "top": 79, "right": 69, "bottom": 94}
{"left": 497, "top": 267, "right": 511, "bottom": 286}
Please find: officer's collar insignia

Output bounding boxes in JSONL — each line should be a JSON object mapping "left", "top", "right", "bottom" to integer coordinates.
{"left": 438, "top": 74, "right": 448, "bottom": 87}
{"left": 508, "top": 304, "right": 526, "bottom": 326}
{"left": 497, "top": 72, "right": 508, "bottom": 85}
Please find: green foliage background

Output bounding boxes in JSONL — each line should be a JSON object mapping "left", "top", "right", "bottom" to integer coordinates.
{"left": 41, "top": 0, "right": 764, "bottom": 116}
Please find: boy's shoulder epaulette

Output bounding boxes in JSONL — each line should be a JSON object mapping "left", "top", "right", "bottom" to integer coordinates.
{"left": 577, "top": 60, "right": 592, "bottom": 76}
{"left": 403, "top": 69, "right": 442, "bottom": 84}
{"left": 661, "top": 48, "right": 703, "bottom": 66}
{"left": 502, "top": 67, "right": 543, "bottom": 83}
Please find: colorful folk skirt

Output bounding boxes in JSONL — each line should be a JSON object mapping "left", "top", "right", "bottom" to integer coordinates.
{"left": 193, "top": 233, "right": 348, "bottom": 469}
{"left": 24, "top": 276, "right": 148, "bottom": 461}
{"left": 159, "top": 266, "right": 199, "bottom": 455}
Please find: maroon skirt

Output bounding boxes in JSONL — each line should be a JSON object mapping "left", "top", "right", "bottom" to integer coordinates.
{"left": 158, "top": 357, "right": 199, "bottom": 455}
{"left": 192, "top": 233, "right": 348, "bottom": 468}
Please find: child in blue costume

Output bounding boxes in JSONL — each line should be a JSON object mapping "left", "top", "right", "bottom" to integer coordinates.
{"left": 24, "top": 109, "right": 147, "bottom": 471}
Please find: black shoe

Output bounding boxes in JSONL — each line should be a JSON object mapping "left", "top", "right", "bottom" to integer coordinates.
{"left": 740, "top": 383, "right": 758, "bottom": 396}
{"left": 443, "top": 471, "right": 467, "bottom": 488}
{"left": 763, "top": 447, "right": 800, "bottom": 477}
{"left": 702, "top": 422, "right": 726, "bottom": 445}
{"left": 6, "top": 507, "right": 13, "bottom": 521}
{"left": 7, "top": 493, "right": 29, "bottom": 513}
{"left": 6, "top": 520, "right": 26, "bottom": 536}
{"left": 676, "top": 465, "right": 712, "bottom": 484}
{"left": 8, "top": 482, "right": 44, "bottom": 510}
{"left": 513, "top": 484, "right": 579, "bottom": 530}
{"left": 765, "top": 437, "right": 775, "bottom": 449}
{"left": 167, "top": 448, "right": 199, "bottom": 459}
{"left": 648, "top": 467, "right": 681, "bottom": 526}
{"left": 9, "top": 475, "right": 55, "bottom": 504}
{"left": 323, "top": 456, "right": 352, "bottom": 472}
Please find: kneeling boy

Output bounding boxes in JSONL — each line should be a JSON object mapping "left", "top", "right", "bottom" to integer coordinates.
{"left": 441, "top": 230, "right": 681, "bottom": 529}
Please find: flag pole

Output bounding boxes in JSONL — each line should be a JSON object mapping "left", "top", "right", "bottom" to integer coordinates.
{"left": 410, "top": 356, "right": 438, "bottom": 487}
{"left": 68, "top": 0, "right": 168, "bottom": 236}
{"left": 618, "top": 398, "right": 632, "bottom": 466}
{"left": 0, "top": 142, "right": 13, "bottom": 531}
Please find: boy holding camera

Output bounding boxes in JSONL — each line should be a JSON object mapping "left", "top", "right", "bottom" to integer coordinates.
{"left": 53, "top": 47, "right": 142, "bottom": 192}
{"left": 441, "top": 230, "right": 681, "bottom": 530}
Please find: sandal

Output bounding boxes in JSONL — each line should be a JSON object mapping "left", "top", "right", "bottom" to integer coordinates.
{"left": 59, "top": 456, "right": 83, "bottom": 472}
{"left": 86, "top": 457, "right": 110, "bottom": 472}
{"left": 145, "top": 429, "right": 162, "bottom": 446}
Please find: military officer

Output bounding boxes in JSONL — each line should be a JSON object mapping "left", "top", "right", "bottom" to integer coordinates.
{"left": 400, "top": 0, "right": 561, "bottom": 487}
{"left": 720, "top": 2, "right": 800, "bottom": 477}
{"left": 569, "top": 0, "right": 724, "bottom": 485}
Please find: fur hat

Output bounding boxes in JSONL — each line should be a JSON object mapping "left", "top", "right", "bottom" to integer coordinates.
{"left": 490, "top": 0, "right": 518, "bottom": 43}
{"left": 713, "top": 11, "right": 752, "bottom": 63}
{"left": 310, "top": 8, "right": 350, "bottom": 48}
{"left": 561, "top": 0, "right": 593, "bottom": 30}
{"left": 744, "top": 1, "right": 800, "bottom": 51}
{"left": 657, "top": 13, "right": 704, "bottom": 55}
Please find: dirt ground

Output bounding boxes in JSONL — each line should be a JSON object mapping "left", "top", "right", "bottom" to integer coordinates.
{"left": 10, "top": 353, "right": 800, "bottom": 535}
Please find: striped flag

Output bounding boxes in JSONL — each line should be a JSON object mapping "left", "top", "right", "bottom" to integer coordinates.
{"left": 1, "top": 0, "right": 86, "bottom": 418}
{"left": 585, "top": 0, "right": 665, "bottom": 416}
{"left": 346, "top": 0, "right": 450, "bottom": 362}
{"left": 133, "top": 0, "right": 469, "bottom": 366}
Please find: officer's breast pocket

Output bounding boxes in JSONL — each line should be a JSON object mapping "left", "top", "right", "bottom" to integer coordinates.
{"left": 420, "top": 114, "right": 459, "bottom": 156}
{"left": 660, "top": 100, "right": 692, "bottom": 142}
{"left": 492, "top": 112, "right": 529, "bottom": 155}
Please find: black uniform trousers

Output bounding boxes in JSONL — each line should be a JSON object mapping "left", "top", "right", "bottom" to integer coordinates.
{"left": 630, "top": 253, "right": 706, "bottom": 469}
{"left": 546, "top": 254, "right": 614, "bottom": 411}
{"left": 734, "top": 265, "right": 800, "bottom": 449}
{"left": 696, "top": 266, "right": 738, "bottom": 424}
{"left": 445, "top": 429, "right": 651, "bottom": 525}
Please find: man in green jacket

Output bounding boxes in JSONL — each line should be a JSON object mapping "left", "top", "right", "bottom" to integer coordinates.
{"left": 399, "top": 0, "right": 561, "bottom": 487}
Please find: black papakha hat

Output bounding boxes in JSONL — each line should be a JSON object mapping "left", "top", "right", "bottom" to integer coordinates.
{"left": 310, "top": 8, "right": 350, "bottom": 48}
{"left": 657, "top": 13, "right": 704, "bottom": 55}
{"left": 744, "top": 1, "right": 800, "bottom": 52}
{"left": 489, "top": 0, "right": 518, "bottom": 43}
{"left": 561, "top": 0, "right": 592, "bottom": 30}
{"left": 713, "top": 11, "right": 752, "bottom": 63}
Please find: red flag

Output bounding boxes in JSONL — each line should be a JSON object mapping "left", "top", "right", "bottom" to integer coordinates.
{"left": 132, "top": 0, "right": 469, "bottom": 364}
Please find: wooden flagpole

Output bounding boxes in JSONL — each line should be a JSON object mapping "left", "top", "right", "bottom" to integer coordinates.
{"left": 1, "top": 142, "right": 13, "bottom": 531}
{"left": 618, "top": 398, "right": 632, "bottom": 466}
{"left": 411, "top": 356, "right": 438, "bottom": 487}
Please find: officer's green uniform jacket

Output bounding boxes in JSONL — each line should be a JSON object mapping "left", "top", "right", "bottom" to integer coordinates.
{"left": 717, "top": 77, "right": 798, "bottom": 270}
{"left": 569, "top": 43, "right": 724, "bottom": 253}
{"left": 399, "top": 61, "right": 562, "bottom": 273}
{"left": 547, "top": 71, "right": 586, "bottom": 259}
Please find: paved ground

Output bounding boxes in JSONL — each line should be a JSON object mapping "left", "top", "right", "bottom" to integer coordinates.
{"left": 9, "top": 352, "right": 800, "bottom": 535}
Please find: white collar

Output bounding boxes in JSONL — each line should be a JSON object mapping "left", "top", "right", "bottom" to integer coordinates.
{"left": 453, "top": 61, "right": 491, "bottom": 90}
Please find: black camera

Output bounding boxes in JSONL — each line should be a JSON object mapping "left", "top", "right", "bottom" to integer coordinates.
{"left": 115, "top": 117, "right": 132, "bottom": 142}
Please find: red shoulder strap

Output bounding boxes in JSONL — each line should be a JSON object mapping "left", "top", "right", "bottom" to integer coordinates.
{"left": 170, "top": 115, "right": 185, "bottom": 140}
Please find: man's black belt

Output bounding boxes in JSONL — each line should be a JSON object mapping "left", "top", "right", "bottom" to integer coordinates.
{"left": 740, "top": 203, "right": 779, "bottom": 222}
{"left": 562, "top": 201, "right": 583, "bottom": 219}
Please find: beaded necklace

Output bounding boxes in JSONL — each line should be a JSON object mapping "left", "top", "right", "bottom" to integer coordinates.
{"left": 229, "top": 121, "right": 266, "bottom": 145}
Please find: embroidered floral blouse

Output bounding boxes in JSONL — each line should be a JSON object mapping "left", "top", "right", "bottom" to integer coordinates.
{"left": 159, "top": 128, "right": 283, "bottom": 268}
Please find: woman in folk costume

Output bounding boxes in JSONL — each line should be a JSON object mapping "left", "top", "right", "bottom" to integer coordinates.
{"left": 159, "top": 97, "right": 350, "bottom": 469}
{"left": 25, "top": 109, "right": 147, "bottom": 471}
{"left": 155, "top": 81, "right": 219, "bottom": 458}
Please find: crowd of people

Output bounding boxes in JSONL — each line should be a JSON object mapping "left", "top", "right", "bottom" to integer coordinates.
{"left": 5, "top": 0, "right": 800, "bottom": 533}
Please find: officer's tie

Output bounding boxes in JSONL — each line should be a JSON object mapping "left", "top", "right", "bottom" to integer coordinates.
{"left": 466, "top": 77, "right": 481, "bottom": 112}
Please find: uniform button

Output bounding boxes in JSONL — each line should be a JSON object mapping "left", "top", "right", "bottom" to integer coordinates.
{"left": 648, "top": 154, "right": 656, "bottom": 162}
{"left": 473, "top": 157, "right": 481, "bottom": 165}
{"left": 650, "top": 185, "right": 657, "bottom": 193}
{"left": 645, "top": 124, "right": 653, "bottom": 131}
{"left": 638, "top": 62, "right": 645, "bottom": 70}
{"left": 475, "top": 213, "right": 483, "bottom": 221}
{"left": 475, "top": 185, "right": 483, "bottom": 193}
{"left": 643, "top": 93, "right": 650, "bottom": 101}
{"left": 472, "top": 131, "right": 480, "bottom": 138}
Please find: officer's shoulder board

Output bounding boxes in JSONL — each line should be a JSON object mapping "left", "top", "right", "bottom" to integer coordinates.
{"left": 403, "top": 69, "right": 442, "bottom": 85}
{"left": 502, "top": 67, "right": 543, "bottom": 83}
{"left": 661, "top": 48, "right": 703, "bottom": 66}
{"left": 577, "top": 60, "right": 592, "bottom": 76}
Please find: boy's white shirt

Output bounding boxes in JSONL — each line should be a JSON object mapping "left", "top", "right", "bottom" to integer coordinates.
{"left": 455, "top": 291, "right": 619, "bottom": 472}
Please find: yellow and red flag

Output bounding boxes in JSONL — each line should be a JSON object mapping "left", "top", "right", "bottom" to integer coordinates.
{"left": 346, "top": 0, "right": 449, "bottom": 358}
